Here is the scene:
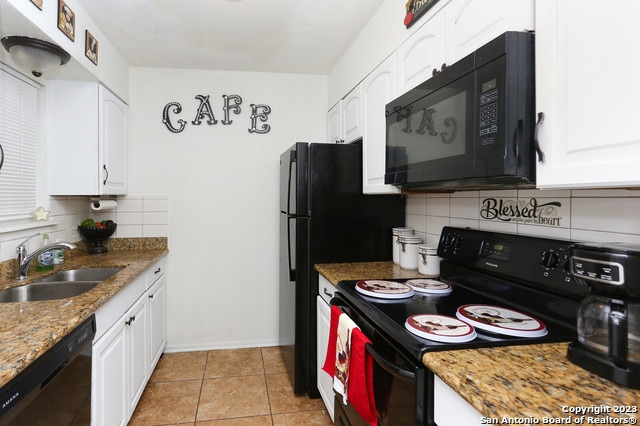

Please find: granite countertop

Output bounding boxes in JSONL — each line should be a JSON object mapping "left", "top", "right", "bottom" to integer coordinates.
{"left": 0, "top": 238, "right": 168, "bottom": 389}
{"left": 315, "top": 261, "right": 640, "bottom": 421}
{"left": 315, "top": 261, "right": 431, "bottom": 284}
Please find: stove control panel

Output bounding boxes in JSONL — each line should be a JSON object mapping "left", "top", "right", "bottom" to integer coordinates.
{"left": 571, "top": 256, "right": 623, "bottom": 285}
{"left": 438, "top": 227, "right": 589, "bottom": 299}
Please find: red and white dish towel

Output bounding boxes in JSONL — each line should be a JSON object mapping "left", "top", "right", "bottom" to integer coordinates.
{"left": 322, "top": 305, "right": 377, "bottom": 425}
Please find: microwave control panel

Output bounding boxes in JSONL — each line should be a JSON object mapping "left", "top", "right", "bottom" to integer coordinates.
{"left": 479, "top": 77, "right": 498, "bottom": 145}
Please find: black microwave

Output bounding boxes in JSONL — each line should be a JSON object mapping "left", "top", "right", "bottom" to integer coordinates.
{"left": 385, "top": 31, "right": 536, "bottom": 191}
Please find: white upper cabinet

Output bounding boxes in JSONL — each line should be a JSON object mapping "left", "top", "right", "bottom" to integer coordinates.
{"left": 535, "top": 1, "right": 640, "bottom": 189}
{"left": 48, "top": 81, "right": 127, "bottom": 195}
{"left": 444, "top": 0, "right": 534, "bottom": 64}
{"left": 327, "top": 101, "right": 342, "bottom": 144}
{"left": 327, "top": 86, "right": 363, "bottom": 145}
{"left": 100, "top": 88, "right": 127, "bottom": 194}
{"left": 397, "top": 11, "right": 446, "bottom": 95}
{"left": 342, "top": 85, "right": 363, "bottom": 144}
{"left": 362, "top": 53, "right": 400, "bottom": 194}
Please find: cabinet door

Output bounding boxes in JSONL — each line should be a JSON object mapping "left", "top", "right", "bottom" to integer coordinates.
{"left": 328, "top": 102, "right": 343, "bottom": 144}
{"left": 316, "top": 295, "right": 334, "bottom": 422}
{"left": 92, "top": 321, "right": 127, "bottom": 426}
{"left": 127, "top": 295, "right": 149, "bottom": 415}
{"left": 362, "top": 53, "right": 401, "bottom": 194}
{"left": 535, "top": 1, "right": 640, "bottom": 189}
{"left": 434, "top": 375, "right": 483, "bottom": 426}
{"left": 342, "top": 85, "right": 363, "bottom": 144}
{"left": 444, "top": 0, "right": 534, "bottom": 64}
{"left": 48, "top": 81, "right": 100, "bottom": 195}
{"left": 99, "top": 86, "right": 127, "bottom": 195}
{"left": 148, "top": 274, "right": 167, "bottom": 372}
{"left": 397, "top": 11, "right": 446, "bottom": 95}
{"left": 317, "top": 276, "right": 336, "bottom": 420}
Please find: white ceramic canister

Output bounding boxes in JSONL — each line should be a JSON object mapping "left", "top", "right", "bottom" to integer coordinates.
{"left": 398, "top": 235, "right": 423, "bottom": 270}
{"left": 392, "top": 227, "right": 414, "bottom": 264}
{"left": 417, "top": 245, "right": 440, "bottom": 276}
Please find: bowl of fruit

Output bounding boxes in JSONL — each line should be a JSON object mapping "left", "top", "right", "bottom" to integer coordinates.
{"left": 78, "top": 219, "right": 117, "bottom": 254}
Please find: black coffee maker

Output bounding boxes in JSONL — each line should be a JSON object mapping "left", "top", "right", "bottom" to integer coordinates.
{"left": 567, "top": 242, "right": 640, "bottom": 389}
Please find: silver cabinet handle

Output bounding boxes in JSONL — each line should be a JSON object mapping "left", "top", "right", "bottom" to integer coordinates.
{"left": 154, "top": 267, "right": 161, "bottom": 274}
{"left": 323, "top": 288, "right": 333, "bottom": 297}
{"left": 103, "top": 165, "right": 109, "bottom": 185}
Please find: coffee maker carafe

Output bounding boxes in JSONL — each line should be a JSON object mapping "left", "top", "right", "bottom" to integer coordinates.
{"left": 567, "top": 242, "right": 640, "bottom": 389}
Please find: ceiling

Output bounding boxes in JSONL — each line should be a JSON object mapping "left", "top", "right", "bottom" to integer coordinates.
{"left": 80, "top": 0, "right": 384, "bottom": 74}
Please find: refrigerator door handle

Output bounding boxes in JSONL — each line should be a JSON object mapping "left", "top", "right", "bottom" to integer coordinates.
{"left": 286, "top": 150, "right": 296, "bottom": 215}
{"left": 287, "top": 216, "right": 296, "bottom": 281}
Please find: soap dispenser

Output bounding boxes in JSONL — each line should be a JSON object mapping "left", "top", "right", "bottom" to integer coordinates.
{"left": 37, "top": 233, "right": 54, "bottom": 271}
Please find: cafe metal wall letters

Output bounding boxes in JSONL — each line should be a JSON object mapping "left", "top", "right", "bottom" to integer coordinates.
{"left": 480, "top": 197, "right": 563, "bottom": 227}
{"left": 162, "top": 94, "right": 271, "bottom": 134}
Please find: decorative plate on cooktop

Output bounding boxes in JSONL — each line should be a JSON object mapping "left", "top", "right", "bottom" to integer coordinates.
{"left": 355, "top": 280, "right": 415, "bottom": 299}
{"left": 456, "top": 304, "right": 548, "bottom": 337}
{"left": 406, "top": 279, "right": 452, "bottom": 295}
{"left": 405, "top": 314, "right": 476, "bottom": 343}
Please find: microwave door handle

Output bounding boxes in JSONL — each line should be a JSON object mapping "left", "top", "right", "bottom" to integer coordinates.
{"left": 365, "top": 343, "right": 416, "bottom": 381}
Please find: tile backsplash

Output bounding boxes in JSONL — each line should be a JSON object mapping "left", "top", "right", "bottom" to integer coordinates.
{"left": 406, "top": 188, "right": 640, "bottom": 247}
{"left": 0, "top": 194, "right": 168, "bottom": 262}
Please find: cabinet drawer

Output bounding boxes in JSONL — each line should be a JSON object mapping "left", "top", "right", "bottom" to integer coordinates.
{"left": 146, "top": 257, "right": 167, "bottom": 289}
{"left": 319, "top": 275, "right": 336, "bottom": 305}
{"left": 95, "top": 275, "right": 145, "bottom": 341}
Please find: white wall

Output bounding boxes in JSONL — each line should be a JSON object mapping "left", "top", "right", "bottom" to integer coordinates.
{"left": 128, "top": 68, "right": 327, "bottom": 351}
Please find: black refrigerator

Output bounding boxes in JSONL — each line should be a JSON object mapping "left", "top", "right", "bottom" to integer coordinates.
{"left": 279, "top": 142, "right": 405, "bottom": 397}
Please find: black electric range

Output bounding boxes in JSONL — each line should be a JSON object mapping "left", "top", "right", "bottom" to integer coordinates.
{"left": 330, "top": 227, "right": 591, "bottom": 426}
{"left": 334, "top": 226, "right": 589, "bottom": 363}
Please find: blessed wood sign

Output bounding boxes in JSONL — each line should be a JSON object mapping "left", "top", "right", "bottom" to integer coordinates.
{"left": 162, "top": 94, "right": 271, "bottom": 134}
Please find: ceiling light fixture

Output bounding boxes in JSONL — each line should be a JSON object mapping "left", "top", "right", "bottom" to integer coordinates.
{"left": 1, "top": 36, "right": 71, "bottom": 78}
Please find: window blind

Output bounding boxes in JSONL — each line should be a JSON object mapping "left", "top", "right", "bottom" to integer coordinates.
{"left": 0, "top": 68, "right": 39, "bottom": 221}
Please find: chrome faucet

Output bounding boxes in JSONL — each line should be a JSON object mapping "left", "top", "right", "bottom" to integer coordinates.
{"left": 16, "top": 233, "right": 76, "bottom": 280}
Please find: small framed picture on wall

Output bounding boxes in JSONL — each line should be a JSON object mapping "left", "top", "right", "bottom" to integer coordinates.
{"left": 58, "top": 0, "right": 75, "bottom": 41}
{"left": 85, "top": 30, "right": 98, "bottom": 65}
{"left": 30, "top": 0, "right": 43, "bottom": 10}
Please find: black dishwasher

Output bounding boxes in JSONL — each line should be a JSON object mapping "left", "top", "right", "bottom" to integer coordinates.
{"left": 0, "top": 314, "right": 95, "bottom": 425}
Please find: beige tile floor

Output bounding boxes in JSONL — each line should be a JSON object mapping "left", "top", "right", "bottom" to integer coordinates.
{"left": 129, "top": 347, "right": 333, "bottom": 425}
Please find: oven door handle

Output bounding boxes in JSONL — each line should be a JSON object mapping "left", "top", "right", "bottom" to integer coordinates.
{"left": 365, "top": 343, "right": 416, "bottom": 381}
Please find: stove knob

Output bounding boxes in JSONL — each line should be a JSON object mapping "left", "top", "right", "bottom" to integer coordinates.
{"left": 541, "top": 251, "right": 560, "bottom": 269}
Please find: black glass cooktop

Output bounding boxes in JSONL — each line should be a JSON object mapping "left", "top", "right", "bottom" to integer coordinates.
{"left": 334, "top": 277, "right": 580, "bottom": 362}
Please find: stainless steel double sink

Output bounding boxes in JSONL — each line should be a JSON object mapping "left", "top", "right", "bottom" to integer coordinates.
{"left": 0, "top": 267, "right": 123, "bottom": 303}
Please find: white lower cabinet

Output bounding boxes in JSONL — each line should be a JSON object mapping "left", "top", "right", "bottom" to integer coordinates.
{"left": 434, "top": 375, "right": 484, "bottom": 426}
{"left": 316, "top": 275, "right": 336, "bottom": 422}
{"left": 91, "top": 256, "right": 167, "bottom": 426}
{"left": 92, "top": 314, "right": 127, "bottom": 426}
{"left": 127, "top": 295, "right": 149, "bottom": 415}
{"left": 148, "top": 273, "right": 167, "bottom": 373}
